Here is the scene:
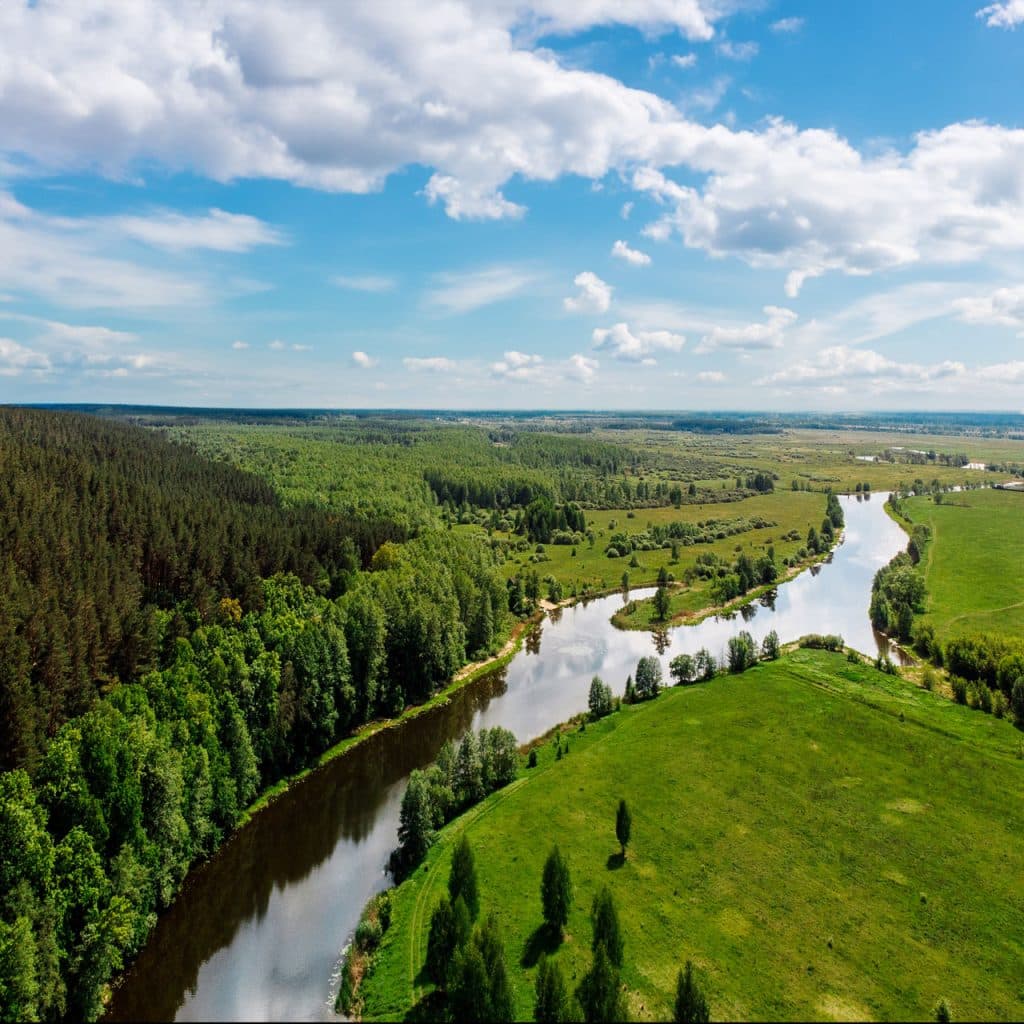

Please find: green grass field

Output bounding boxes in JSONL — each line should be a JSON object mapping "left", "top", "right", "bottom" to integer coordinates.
{"left": 361, "top": 651, "right": 1024, "bottom": 1022}
{"left": 905, "top": 489, "right": 1024, "bottom": 642}
{"left": 469, "top": 489, "right": 826, "bottom": 597}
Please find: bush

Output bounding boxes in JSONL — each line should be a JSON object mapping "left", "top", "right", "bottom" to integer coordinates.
{"left": 727, "top": 631, "right": 757, "bottom": 673}
{"left": 921, "top": 665, "right": 936, "bottom": 690}
{"left": 355, "top": 918, "right": 383, "bottom": 953}
{"left": 951, "top": 676, "right": 968, "bottom": 705}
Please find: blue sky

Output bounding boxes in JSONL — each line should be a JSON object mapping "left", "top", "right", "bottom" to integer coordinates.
{"left": 0, "top": 0, "right": 1023, "bottom": 409}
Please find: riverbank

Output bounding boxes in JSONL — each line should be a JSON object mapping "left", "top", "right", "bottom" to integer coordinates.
{"left": 609, "top": 530, "right": 845, "bottom": 632}
{"left": 238, "top": 615, "right": 537, "bottom": 828}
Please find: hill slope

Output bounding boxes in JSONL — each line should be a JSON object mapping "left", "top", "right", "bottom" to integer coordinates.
{"left": 363, "top": 650, "right": 1024, "bottom": 1022}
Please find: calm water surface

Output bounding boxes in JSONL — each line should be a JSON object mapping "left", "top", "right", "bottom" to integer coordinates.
{"left": 107, "top": 493, "right": 906, "bottom": 1022}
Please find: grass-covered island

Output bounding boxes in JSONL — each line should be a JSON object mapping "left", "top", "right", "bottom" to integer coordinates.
{"left": 357, "top": 649, "right": 1024, "bottom": 1022}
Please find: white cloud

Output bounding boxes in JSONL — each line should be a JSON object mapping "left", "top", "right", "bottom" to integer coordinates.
{"left": 0, "top": 0, "right": 729, "bottom": 221}
{"left": 427, "top": 265, "right": 537, "bottom": 314}
{"left": 333, "top": 275, "right": 396, "bottom": 293}
{"left": 611, "top": 240, "right": 652, "bottom": 266}
{"left": 592, "top": 321, "right": 685, "bottom": 362}
{"left": 564, "top": 271, "right": 613, "bottom": 314}
{"left": 111, "top": 208, "right": 283, "bottom": 251}
{"left": 697, "top": 370, "right": 725, "bottom": 383}
{"left": 491, "top": 350, "right": 544, "bottom": 380}
{"left": 761, "top": 345, "right": 967, "bottom": 393}
{"left": 717, "top": 40, "right": 759, "bottom": 61}
{"left": 953, "top": 285, "right": 1024, "bottom": 334}
{"left": 232, "top": 339, "right": 249, "bottom": 350}
{"left": 404, "top": 356, "right": 459, "bottom": 372}
{"left": 680, "top": 75, "right": 732, "bottom": 114}
{"left": 352, "top": 350, "right": 377, "bottom": 368}
{"left": 633, "top": 120, "right": 1024, "bottom": 293}
{"left": 0, "top": 337, "right": 51, "bottom": 376}
{"left": 0, "top": 191, "right": 208, "bottom": 308}
{"left": 672, "top": 53, "right": 698, "bottom": 69}
{"left": 697, "top": 305, "right": 796, "bottom": 352}
{"left": 567, "top": 353, "right": 599, "bottom": 383}
{"left": 977, "top": 1, "right": 1024, "bottom": 27}
{"left": 268, "top": 340, "right": 286, "bottom": 350}
{"left": 770, "top": 17, "right": 805, "bottom": 33}
{"left": 620, "top": 201, "right": 634, "bottom": 220}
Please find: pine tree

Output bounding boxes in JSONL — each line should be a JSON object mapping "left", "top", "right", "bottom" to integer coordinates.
{"left": 674, "top": 961, "right": 710, "bottom": 1024}
{"left": 576, "top": 945, "right": 628, "bottom": 1023}
{"left": 425, "top": 896, "right": 457, "bottom": 987}
{"left": 616, "top": 800, "right": 632, "bottom": 858}
{"left": 534, "top": 954, "right": 570, "bottom": 1023}
{"left": 449, "top": 834, "right": 480, "bottom": 920}
{"left": 591, "top": 887, "right": 624, "bottom": 967}
{"left": 541, "top": 846, "right": 572, "bottom": 937}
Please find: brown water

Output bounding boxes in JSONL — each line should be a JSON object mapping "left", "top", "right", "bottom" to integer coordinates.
{"left": 107, "top": 493, "right": 906, "bottom": 1022}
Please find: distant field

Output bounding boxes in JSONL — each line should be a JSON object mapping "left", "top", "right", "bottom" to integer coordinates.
{"left": 362, "top": 650, "right": 1024, "bottom": 1022}
{"left": 471, "top": 489, "right": 825, "bottom": 596}
{"left": 905, "top": 489, "right": 1024, "bottom": 642}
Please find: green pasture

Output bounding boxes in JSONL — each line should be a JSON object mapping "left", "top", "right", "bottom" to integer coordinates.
{"left": 362, "top": 650, "right": 1024, "bottom": 1022}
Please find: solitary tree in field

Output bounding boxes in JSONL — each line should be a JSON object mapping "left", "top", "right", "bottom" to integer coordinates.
{"left": 541, "top": 846, "right": 573, "bottom": 937}
{"left": 634, "top": 656, "right": 662, "bottom": 700}
{"left": 674, "top": 960, "right": 710, "bottom": 1024}
{"left": 534, "top": 955, "right": 570, "bottom": 1023}
{"left": 591, "top": 887, "right": 624, "bottom": 967}
{"left": 761, "top": 629, "right": 781, "bottom": 661}
{"left": 616, "top": 799, "right": 632, "bottom": 857}
{"left": 670, "top": 653, "right": 696, "bottom": 685}
{"left": 653, "top": 586, "right": 671, "bottom": 622}
{"left": 449, "top": 833, "right": 479, "bottom": 920}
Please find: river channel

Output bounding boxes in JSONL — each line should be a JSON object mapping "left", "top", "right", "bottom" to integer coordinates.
{"left": 107, "top": 492, "right": 907, "bottom": 1022}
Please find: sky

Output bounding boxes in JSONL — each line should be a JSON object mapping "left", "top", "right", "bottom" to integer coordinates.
{"left": 0, "top": 0, "right": 1023, "bottom": 411}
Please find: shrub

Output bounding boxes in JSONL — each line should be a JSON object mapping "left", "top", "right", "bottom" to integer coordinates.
{"left": 355, "top": 918, "right": 383, "bottom": 953}
{"left": 951, "top": 676, "right": 968, "bottom": 705}
{"left": 800, "top": 634, "right": 845, "bottom": 652}
{"left": 670, "top": 653, "right": 696, "bottom": 685}
{"left": 921, "top": 665, "right": 937, "bottom": 691}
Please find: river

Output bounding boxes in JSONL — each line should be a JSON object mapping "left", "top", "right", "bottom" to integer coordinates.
{"left": 106, "top": 492, "right": 907, "bottom": 1022}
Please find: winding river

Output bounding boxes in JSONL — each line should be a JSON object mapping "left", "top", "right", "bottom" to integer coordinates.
{"left": 107, "top": 492, "right": 907, "bottom": 1022}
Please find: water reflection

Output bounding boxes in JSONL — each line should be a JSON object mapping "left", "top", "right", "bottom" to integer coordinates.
{"left": 107, "top": 494, "right": 907, "bottom": 1023}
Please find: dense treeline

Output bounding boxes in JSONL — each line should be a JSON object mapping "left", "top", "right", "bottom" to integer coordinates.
{"left": 0, "top": 410, "right": 511, "bottom": 1022}
{"left": 0, "top": 409, "right": 421, "bottom": 769}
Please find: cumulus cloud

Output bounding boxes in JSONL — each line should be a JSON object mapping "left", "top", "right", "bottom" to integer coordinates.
{"left": 352, "top": 350, "right": 377, "bottom": 368}
{"left": 611, "top": 240, "right": 652, "bottom": 266}
{"left": 592, "top": 321, "right": 685, "bottom": 362}
{"left": 490, "top": 350, "right": 544, "bottom": 380}
{"left": 697, "top": 369, "right": 725, "bottom": 383}
{"left": 621, "top": 201, "right": 634, "bottom": 219}
{"left": 564, "top": 272, "right": 613, "bottom": 314}
{"left": 427, "top": 265, "right": 536, "bottom": 314}
{"left": 977, "top": 1, "right": 1024, "bottom": 27}
{"left": 697, "top": 305, "right": 796, "bottom": 352}
{"left": 404, "top": 356, "right": 459, "bottom": 372}
{"left": 333, "top": 275, "right": 396, "bottom": 293}
{"left": 672, "top": 53, "right": 698, "bottom": 68}
{"left": 0, "top": 337, "right": 51, "bottom": 376}
{"left": 634, "top": 120, "right": 1024, "bottom": 294}
{"left": 761, "top": 345, "right": 967, "bottom": 393}
{"left": 567, "top": 353, "right": 599, "bottom": 383}
{"left": 953, "top": 285, "right": 1024, "bottom": 333}
{"left": 231, "top": 340, "right": 249, "bottom": 350}
{"left": 770, "top": 17, "right": 805, "bottom": 33}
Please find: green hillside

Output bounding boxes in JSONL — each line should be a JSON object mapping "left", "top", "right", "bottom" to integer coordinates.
{"left": 362, "top": 650, "right": 1024, "bottom": 1022}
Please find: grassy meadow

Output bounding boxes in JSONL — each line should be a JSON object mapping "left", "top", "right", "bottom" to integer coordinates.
{"left": 904, "top": 488, "right": 1024, "bottom": 642}
{"left": 361, "top": 650, "right": 1024, "bottom": 1022}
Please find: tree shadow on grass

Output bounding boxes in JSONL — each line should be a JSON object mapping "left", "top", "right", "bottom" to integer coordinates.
{"left": 521, "top": 923, "right": 562, "bottom": 968}
{"left": 606, "top": 851, "right": 625, "bottom": 870}
{"left": 405, "top": 990, "right": 448, "bottom": 1022}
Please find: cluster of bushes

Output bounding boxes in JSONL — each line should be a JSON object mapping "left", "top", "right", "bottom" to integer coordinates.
{"left": 798, "top": 634, "right": 845, "bottom": 652}
{"left": 942, "top": 634, "right": 1024, "bottom": 725}
{"left": 394, "top": 727, "right": 519, "bottom": 872}
{"left": 870, "top": 520, "right": 929, "bottom": 641}
{"left": 604, "top": 514, "right": 775, "bottom": 559}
